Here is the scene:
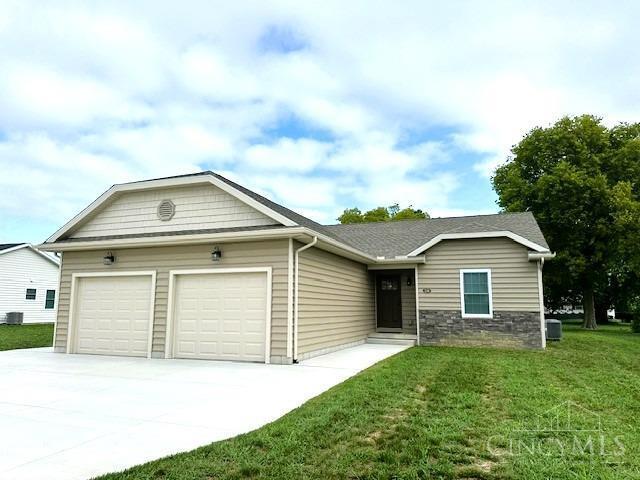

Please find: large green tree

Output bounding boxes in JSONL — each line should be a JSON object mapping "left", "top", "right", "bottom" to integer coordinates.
{"left": 492, "top": 115, "right": 640, "bottom": 329}
{"left": 337, "top": 203, "right": 428, "bottom": 224}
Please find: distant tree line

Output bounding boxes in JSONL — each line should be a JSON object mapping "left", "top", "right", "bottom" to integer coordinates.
{"left": 337, "top": 203, "right": 428, "bottom": 224}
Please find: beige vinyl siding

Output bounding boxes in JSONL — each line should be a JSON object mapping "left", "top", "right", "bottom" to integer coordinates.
{"left": 400, "top": 271, "right": 416, "bottom": 332}
{"left": 297, "top": 247, "right": 375, "bottom": 355}
{"left": 417, "top": 237, "right": 540, "bottom": 312}
{"left": 55, "top": 240, "right": 289, "bottom": 358}
{"left": 70, "top": 184, "right": 278, "bottom": 238}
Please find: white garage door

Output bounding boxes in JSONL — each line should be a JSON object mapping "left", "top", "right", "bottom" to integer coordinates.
{"left": 172, "top": 271, "right": 268, "bottom": 362}
{"left": 73, "top": 275, "right": 153, "bottom": 357}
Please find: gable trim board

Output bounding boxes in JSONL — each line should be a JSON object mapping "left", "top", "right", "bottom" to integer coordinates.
{"left": 164, "top": 267, "right": 272, "bottom": 363}
{"left": 46, "top": 174, "right": 298, "bottom": 243}
{"left": 66, "top": 271, "right": 157, "bottom": 358}
{"left": 407, "top": 231, "right": 549, "bottom": 256}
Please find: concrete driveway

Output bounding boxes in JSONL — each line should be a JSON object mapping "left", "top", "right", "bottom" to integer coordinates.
{"left": 0, "top": 343, "right": 408, "bottom": 480}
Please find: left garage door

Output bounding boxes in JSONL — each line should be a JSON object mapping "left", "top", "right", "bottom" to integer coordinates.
{"left": 73, "top": 275, "right": 153, "bottom": 357}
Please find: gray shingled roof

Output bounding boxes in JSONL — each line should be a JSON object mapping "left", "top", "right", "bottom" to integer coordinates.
{"left": 324, "top": 212, "right": 549, "bottom": 258}
{"left": 67, "top": 172, "right": 549, "bottom": 258}
{"left": 0, "top": 243, "right": 23, "bottom": 252}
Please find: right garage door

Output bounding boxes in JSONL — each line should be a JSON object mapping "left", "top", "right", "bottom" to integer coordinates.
{"left": 172, "top": 271, "right": 268, "bottom": 362}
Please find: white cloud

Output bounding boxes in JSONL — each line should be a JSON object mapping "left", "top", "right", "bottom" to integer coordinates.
{"left": 0, "top": 1, "right": 639, "bottom": 239}
{"left": 244, "top": 138, "right": 331, "bottom": 172}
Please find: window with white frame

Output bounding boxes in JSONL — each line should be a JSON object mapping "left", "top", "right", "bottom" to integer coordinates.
{"left": 460, "top": 269, "right": 493, "bottom": 317}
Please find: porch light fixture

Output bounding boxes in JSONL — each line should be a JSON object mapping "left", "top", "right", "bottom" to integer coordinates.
{"left": 103, "top": 252, "right": 116, "bottom": 265}
{"left": 211, "top": 246, "right": 222, "bottom": 262}
{"left": 407, "top": 277, "right": 413, "bottom": 287}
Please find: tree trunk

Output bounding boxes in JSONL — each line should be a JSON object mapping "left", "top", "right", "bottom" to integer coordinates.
{"left": 582, "top": 288, "right": 597, "bottom": 329}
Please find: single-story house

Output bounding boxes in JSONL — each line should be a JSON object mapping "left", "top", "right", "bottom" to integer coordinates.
{"left": 40, "top": 171, "right": 554, "bottom": 364}
{"left": 0, "top": 243, "right": 60, "bottom": 323}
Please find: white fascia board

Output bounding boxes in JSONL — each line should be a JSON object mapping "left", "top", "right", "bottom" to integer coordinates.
{"left": 30, "top": 246, "right": 61, "bottom": 266}
{"left": 406, "top": 231, "right": 550, "bottom": 256}
{"left": 45, "top": 174, "right": 298, "bottom": 243}
{"left": 38, "top": 227, "right": 308, "bottom": 252}
{"left": 0, "top": 243, "right": 60, "bottom": 266}
{"left": 0, "top": 243, "right": 29, "bottom": 256}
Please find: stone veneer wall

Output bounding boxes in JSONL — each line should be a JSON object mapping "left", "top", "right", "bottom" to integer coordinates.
{"left": 419, "top": 310, "right": 542, "bottom": 349}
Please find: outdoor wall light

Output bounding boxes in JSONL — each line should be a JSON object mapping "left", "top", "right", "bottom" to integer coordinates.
{"left": 103, "top": 252, "right": 116, "bottom": 265}
{"left": 407, "top": 277, "right": 413, "bottom": 287}
{"left": 211, "top": 246, "right": 222, "bottom": 262}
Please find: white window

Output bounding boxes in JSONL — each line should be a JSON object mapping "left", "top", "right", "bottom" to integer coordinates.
{"left": 460, "top": 269, "right": 493, "bottom": 318}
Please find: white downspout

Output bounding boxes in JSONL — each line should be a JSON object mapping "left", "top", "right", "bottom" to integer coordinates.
{"left": 293, "top": 236, "right": 318, "bottom": 362}
{"left": 538, "top": 258, "right": 546, "bottom": 349}
{"left": 52, "top": 251, "right": 63, "bottom": 351}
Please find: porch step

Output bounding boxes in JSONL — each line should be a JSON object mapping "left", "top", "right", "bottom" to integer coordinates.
{"left": 366, "top": 332, "right": 417, "bottom": 346}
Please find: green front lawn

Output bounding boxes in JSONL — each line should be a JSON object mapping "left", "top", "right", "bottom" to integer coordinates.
{"left": 0, "top": 323, "right": 54, "bottom": 351}
{"left": 100, "top": 322, "right": 639, "bottom": 480}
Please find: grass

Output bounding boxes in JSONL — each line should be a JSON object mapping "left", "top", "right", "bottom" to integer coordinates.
{"left": 95, "top": 322, "right": 638, "bottom": 479}
{"left": 0, "top": 323, "right": 54, "bottom": 351}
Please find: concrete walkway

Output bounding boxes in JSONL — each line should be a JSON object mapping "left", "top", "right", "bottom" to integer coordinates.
{"left": 0, "top": 343, "right": 409, "bottom": 480}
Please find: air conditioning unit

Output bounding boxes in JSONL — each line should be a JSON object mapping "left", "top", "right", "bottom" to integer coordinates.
{"left": 6, "top": 312, "right": 24, "bottom": 325}
{"left": 545, "top": 318, "right": 562, "bottom": 341}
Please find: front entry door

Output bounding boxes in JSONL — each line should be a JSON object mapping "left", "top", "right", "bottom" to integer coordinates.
{"left": 376, "top": 274, "right": 402, "bottom": 329}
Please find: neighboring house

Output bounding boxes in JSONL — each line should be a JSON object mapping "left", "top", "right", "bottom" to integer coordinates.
{"left": 40, "top": 172, "right": 554, "bottom": 364}
{"left": 0, "top": 243, "right": 61, "bottom": 323}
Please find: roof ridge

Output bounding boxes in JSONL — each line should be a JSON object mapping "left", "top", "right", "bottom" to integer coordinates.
{"left": 324, "top": 211, "right": 532, "bottom": 228}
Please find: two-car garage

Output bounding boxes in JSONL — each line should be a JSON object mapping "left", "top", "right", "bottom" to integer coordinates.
{"left": 68, "top": 269, "right": 271, "bottom": 363}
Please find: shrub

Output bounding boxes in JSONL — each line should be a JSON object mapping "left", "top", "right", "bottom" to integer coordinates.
{"left": 632, "top": 315, "right": 640, "bottom": 333}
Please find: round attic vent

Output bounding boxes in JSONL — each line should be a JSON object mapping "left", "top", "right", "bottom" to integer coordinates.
{"left": 157, "top": 199, "right": 175, "bottom": 221}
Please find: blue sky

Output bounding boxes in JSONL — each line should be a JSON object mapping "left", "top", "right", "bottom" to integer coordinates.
{"left": 1, "top": 1, "right": 639, "bottom": 243}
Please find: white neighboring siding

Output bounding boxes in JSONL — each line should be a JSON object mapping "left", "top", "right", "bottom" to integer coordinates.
{"left": 417, "top": 237, "right": 540, "bottom": 312}
{"left": 70, "top": 184, "right": 279, "bottom": 239}
{"left": 0, "top": 248, "right": 60, "bottom": 323}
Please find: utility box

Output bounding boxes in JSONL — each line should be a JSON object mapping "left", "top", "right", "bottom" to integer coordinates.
{"left": 545, "top": 318, "right": 562, "bottom": 341}
{"left": 6, "top": 312, "right": 24, "bottom": 325}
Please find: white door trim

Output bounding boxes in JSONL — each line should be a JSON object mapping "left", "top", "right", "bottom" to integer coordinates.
{"left": 66, "top": 271, "right": 157, "bottom": 358}
{"left": 165, "top": 267, "right": 273, "bottom": 363}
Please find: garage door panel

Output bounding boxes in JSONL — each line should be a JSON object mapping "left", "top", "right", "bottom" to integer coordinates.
{"left": 173, "top": 272, "right": 267, "bottom": 362}
{"left": 74, "top": 275, "right": 152, "bottom": 357}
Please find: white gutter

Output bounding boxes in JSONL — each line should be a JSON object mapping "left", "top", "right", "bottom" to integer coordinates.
{"left": 372, "top": 257, "right": 426, "bottom": 265}
{"left": 528, "top": 252, "right": 556, "bottom": 262}
{"left": 293, "top": 236, "right": 318, "bottom": 362}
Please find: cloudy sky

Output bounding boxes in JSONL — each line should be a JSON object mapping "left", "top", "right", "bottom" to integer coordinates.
{"left": 1, "top": 1, "right": 638, "bottom": 243}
